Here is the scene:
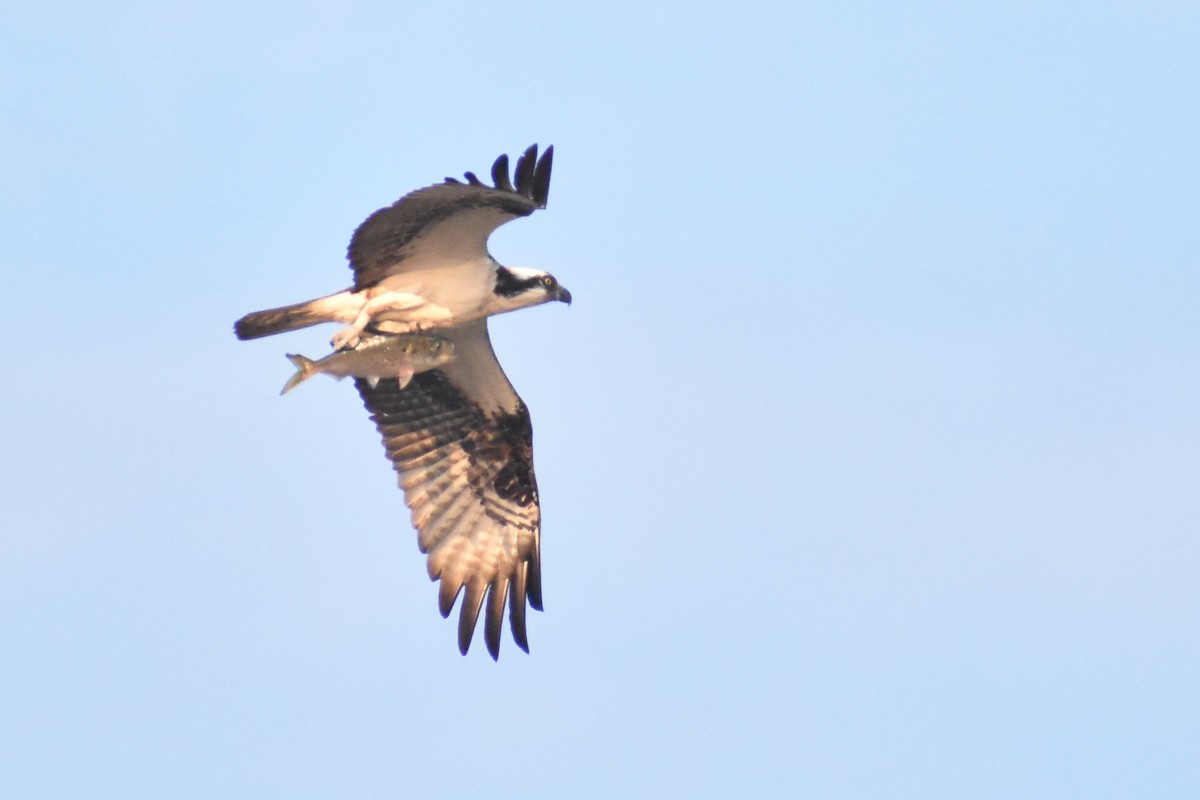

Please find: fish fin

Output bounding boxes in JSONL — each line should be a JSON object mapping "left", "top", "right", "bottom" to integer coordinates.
{"left": 280, "top": 354, "right": 316, "bottom": 395}
{"left": 396, "top": 364, "right": 415, "bottom": 389}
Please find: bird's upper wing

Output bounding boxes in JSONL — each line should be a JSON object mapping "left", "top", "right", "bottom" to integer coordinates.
{"left": 348, "top": 144, "right": 553, "bottom": 289}
{"left": 355, "top": 320, "right": 543, "bottom": 658}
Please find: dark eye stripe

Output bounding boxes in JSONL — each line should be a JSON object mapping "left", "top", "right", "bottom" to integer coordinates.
{"left": 494, "top": 267, "right": 542, "bottom": 297}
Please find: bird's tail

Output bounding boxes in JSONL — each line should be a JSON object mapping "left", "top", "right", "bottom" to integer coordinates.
{"left": 234, "top": 297, "right": 333, "bottom": 340}
{"left": 280, "top": 354, "right": 318, "bottom": 395}
{"left": 235, "top": 290, "right": 359, "bottom": 340}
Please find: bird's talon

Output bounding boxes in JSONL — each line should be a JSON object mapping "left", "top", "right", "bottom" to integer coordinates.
{"left": 330, "top": 330, "right": 361, "bottom": 351}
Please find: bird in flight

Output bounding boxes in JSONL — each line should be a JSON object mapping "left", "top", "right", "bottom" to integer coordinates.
{"left": 234, "top": 145, "right": 570, "bottom": 659}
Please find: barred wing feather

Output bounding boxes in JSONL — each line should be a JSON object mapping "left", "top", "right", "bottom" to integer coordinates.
{"left": 355, "top": 323, "right": 543, "bottom": 658}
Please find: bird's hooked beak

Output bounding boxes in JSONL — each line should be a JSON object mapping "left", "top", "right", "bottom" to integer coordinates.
{"left": 554, "top": 284, "right": 572, "bottom": 305}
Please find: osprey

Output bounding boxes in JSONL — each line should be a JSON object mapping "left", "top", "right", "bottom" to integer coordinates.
{"left": 235, "top": 145, "right": 569, "bottom": 659}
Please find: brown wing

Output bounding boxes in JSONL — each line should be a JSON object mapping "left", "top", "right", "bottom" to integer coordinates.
{"left": 348, "top": 144, "right": 553, "bottom": 289}
{"left": 355, "top": 322, "right": 543, "bottom": 658}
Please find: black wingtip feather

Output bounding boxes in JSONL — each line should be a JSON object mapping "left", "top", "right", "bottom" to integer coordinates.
{"left": 527, "top": 557, "right": 544, "bottom": 612}
{"left": 438, "top": 579, "right": 461, "bottom": 619}
{"left": 463, "top": 171, "right": 483, "bottom": 186}
{"left": 510, "top": 562, "right": 529, "bottom": 652}
{"left": 457, "top": 583, "right": 487, "bottom": 656}
{"left": 514, "top": 144, "right": 537, "bottom": 197}
{"left": 491, "top": 154, "right": 513, "bottom": 192}
{"left": 532, "top": 145, "right": 553, "bottom": 206}
{"left": 484, "top": 579, "right": 508, "bottom": 661}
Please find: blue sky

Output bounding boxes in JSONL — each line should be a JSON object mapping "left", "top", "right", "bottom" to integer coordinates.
{"left": 2, "top": 2, "right": 1198, "bottom": 797}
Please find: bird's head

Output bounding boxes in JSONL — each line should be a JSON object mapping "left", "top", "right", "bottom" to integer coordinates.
{"left": 490, "top": 266, "right": 572, "bottom": 315}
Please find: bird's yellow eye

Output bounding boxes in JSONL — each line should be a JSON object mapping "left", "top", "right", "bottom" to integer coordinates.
{"left": 542, "top": 276, "right": 555, "bottom": 288}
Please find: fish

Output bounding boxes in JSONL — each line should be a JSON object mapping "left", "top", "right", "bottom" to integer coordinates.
{"left": 280, "top": 333, "right": 456, "bottom": 395}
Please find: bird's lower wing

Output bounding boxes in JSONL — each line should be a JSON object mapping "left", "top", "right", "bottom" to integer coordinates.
{"left": 355, "top": 327, "right": 542, "bottom": 658}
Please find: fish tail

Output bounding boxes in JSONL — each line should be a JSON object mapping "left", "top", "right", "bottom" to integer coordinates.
{"left": 280, "top": 354, "right": 317, "bottom": 395}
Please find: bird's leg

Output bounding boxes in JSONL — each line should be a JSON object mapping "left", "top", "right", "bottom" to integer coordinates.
{"left": 330, "top": 291, "right": 425, "bottom": 350}
{"left": 363, "top": 307, "right": 455, "bottom": 337}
